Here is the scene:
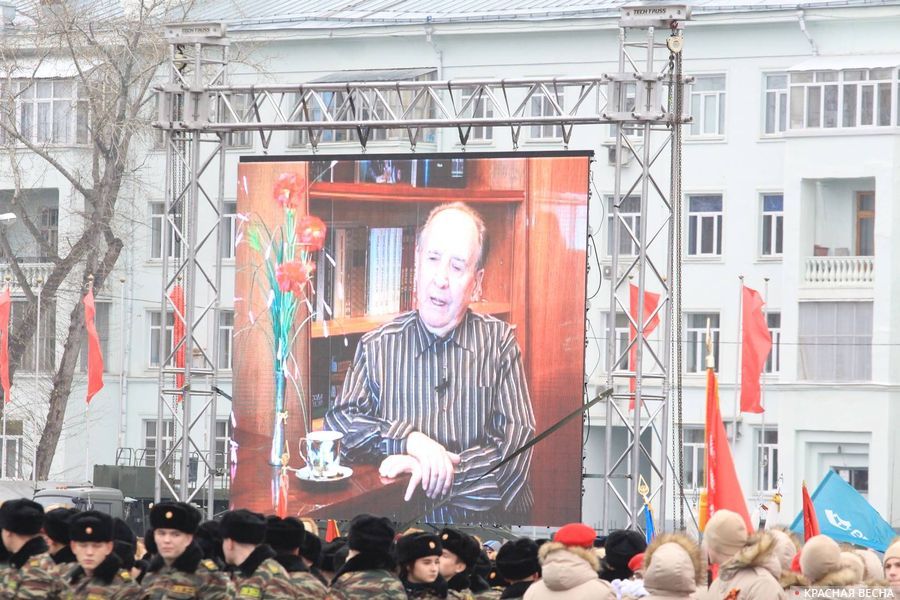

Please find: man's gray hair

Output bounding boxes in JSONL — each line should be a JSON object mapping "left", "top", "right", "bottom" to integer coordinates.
{"left": 417, "top": 202, "right": 488, "bottom": 270}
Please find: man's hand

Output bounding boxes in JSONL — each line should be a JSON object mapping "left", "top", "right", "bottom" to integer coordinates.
{"left": 379, "top": 454, "right": 422, "bottom": 502}
{"left": 402, "top": 432, "right": 461, "bottom": 499}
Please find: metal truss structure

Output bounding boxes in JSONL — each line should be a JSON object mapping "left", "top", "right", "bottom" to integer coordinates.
{"left": 155, "top": 7, "right": 691, "bottom": 526}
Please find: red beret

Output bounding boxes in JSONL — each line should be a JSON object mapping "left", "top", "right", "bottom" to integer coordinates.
{"left": 553, "top": 523, "right": 596, "bottom": 548}
{"left": 628, "top": 552, "right": 645, "bottom": 572}
{"left": 791, "top": 551, "right": 802, "bottom": 573}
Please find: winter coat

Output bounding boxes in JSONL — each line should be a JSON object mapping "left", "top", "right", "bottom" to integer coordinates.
{"left": 523, "top": 542, "right": 615, "bottom": 600}
{"left": 698, "top": 533, "right": 787, "bottom": 600}
{"left": 640, "top": 533, "right": 703, "bottom": 600}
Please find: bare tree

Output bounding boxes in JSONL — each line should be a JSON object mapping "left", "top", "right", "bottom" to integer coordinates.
{"left": 0, "top": 0, "right": 187, "bottom": 478}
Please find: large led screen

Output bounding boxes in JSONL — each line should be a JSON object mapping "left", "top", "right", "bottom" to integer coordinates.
{"left": 231, "top": 152, "right": 589, "bottom": 525}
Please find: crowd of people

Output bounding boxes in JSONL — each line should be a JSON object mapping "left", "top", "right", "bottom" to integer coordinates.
{"left": 0, "top": 499, "right": 898, "bottom": 598}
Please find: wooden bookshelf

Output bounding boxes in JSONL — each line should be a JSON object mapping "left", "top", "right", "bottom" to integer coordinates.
{"left": 309, "top": 182, "right": 524, "bottom": 203}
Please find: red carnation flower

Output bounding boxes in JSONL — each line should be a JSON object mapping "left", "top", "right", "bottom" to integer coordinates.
{"left": 297, "top": 215, "right": 327, "bottom": 252}
{"left": 275, "top": 260, "right": 316, "bottom": 295}
{"left": 273, "top": 173, "right": 304, "bottom": 210}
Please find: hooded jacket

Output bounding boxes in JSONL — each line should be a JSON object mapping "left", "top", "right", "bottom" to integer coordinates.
{"left": 699, "top": 533, "right": 787, "bottom": 600}
{"left": 635, "top": 533, "right": 702, "bottom": 600}
{"left": 523, "top": 542, "right": 615, "bottom": 600}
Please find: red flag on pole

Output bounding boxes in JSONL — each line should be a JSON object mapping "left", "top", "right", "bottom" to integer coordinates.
{"left": 628, "top": 283, "right": 660, "bottom": 405}
{"left": 83, "top": 289, "right": 104, "bottom": 404}
{"left": 0, "top": 289, "right": 10, "bottom": 404}
{"left": 702, "top": 367, "right": 752, "bottom": 532}
{"left": 740, "top": 286, "right": 771, "bottom": 414}
{"left": 325, "top": 519, "right": 340, "bottom": 542}
{"left": 802, "top": 481, "right": 820, "bottom": 541}
{"left": 169, "top": 285, "right": 185, "bottom": 401}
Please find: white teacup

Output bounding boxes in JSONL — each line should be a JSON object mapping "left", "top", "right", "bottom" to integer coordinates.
{"left": 299, "top": 430, "right": 343, "bottom": 478}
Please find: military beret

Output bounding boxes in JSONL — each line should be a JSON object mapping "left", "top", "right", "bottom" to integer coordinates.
{"left": 496, "top": 538, "right": 540, "bottom": 581}
{"left": 69, "top": 511, "right": 114, "bottom": 542}
{"left": 348, "top": 514, "right": 394, "bottom": 556}
{"left": 439, "top": 528, "right": 481, "bottom": 570}
{"left": 266, "top": 516, "right": 306, "bottom": 551}
{"left": 396, "top": 532, "right": 442, "bottom": 564}
{"left": 553, "top": 523, "right": 596, "bottom": 549}
{"left": 300, "top": 529, "right": 323, "bottom": 566}
{"left": 0, "top": 499, "right": 44, "bottom": 535}
{"left": 149, "top": 501, "right": 200, "bottom": 534}
{"left": 220, "top": 509, "right": 266, "bottom": 545}
{"left": 44, "top": 507, "right": 77, "bottom": 544}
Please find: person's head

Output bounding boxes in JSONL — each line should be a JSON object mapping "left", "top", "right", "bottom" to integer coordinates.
{"left": 800, "top": 535, "right": 842, "bottom": 585}
{"left": 883, "top": 541, "right": 900, "bottom": 587}
{"left": 495, "top": 538, "right": 540, "bottom": 584}
{"left": 320, "top": 538, "right": 348, "bottom": 578}
{"left": 767, "top": 528, "right": 800, "bottom": 575}
{"left": 854, "top": 548, "right": 884, "bottom": 582}
{"left": 416, "top": 202, "right": 487, "bottom": 337}
{"left": 602, "top": 529, "right": 647, "bottom": 579}
{"left": 150, "top": 501, "right": 200, "bottom": 564}
{"left": 299, "top": 527, "right": 323, "bottom": 568}
{"left": 347, "top": 514, "right": 395, "bottom": 563}
{"left": 219, "top": 509, "right": 266, "bottom": 566}
{"left": 42, "top": 507, "right": 76, "bottom": 553}
{"left": 483, "top": 540, "right": 501, "bottom": 561}
{"left": 69, "top": 511, "right": 114, "bottom": 574}
{"left": 702, "top": 510, "right": 748, "bottom": 565}
{"left": 439, "top": 528, "right": 481, "bottom": 580}
{"left": 195, "top": 520, "right": 225, "bottom": 564}
{"left": 0, "top": 499, "right": 45, "bottom": 554}
{"left": 266, "top": 516, "right": 306, "bottom": 556}
{"left": 642, "top": 534, "right": 703, "bottom": 597}
{"left": 840, "top": 550, "right": 865, "bottom": 585}
{"left": 396, "top": 532, "right": 442, "bottom": 584}
{"left": 628, "top": 553, "right": 645, "bottom": 578}
{"left": 111, "top": 518, "right": 137, "bottom": 570}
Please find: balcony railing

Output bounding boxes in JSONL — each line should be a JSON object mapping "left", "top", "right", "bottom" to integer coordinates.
{"left": 804, "top": 256, "right": 874, "bottom": 286}
{"left": 0, "top": 263, "right": 55, "bottom": 289}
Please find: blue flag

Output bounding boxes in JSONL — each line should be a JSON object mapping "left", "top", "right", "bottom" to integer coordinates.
{"left": 790, "top": 470, "right": 897, "bottom": 552}
{"left": 644, "top": 503, "right": 655, "bottom": 544}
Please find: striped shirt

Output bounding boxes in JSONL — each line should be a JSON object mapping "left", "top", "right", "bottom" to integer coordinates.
{"left": 325, "top": 310, "right": 535, "bottom": 523}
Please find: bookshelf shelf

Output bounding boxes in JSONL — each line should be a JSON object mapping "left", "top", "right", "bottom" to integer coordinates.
{"left": 310, "top": 302, "right": 512, "bottom": 339}
{"left": 309, "top": 182, "right": 525, "bottom": 203}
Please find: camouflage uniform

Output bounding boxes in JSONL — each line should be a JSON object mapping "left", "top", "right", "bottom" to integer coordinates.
{"left": 474, "top": 590, "right": 502, "bottom": 600}
{"left": 230, "top": 546, "right": 296, "bottom": 600}
{"left": 327, "top": 568, "right": 407, "bottom": 600}
{"left": 446, "top": 574, "right": 476, "bottom": 600}
{"left": 402, "top": 576, "right": 449, "bottom": 599}
{"left": 0, "top": 536, "right": 68, "bottom": 599}
{"left": 272, "top": 554, "right": 327, "bottom": 599}
{"left": 141, "top": 541, "right": 234, "bottom": 599}
{"left": 64, "top": 554, "right": 142, "bottom": 599}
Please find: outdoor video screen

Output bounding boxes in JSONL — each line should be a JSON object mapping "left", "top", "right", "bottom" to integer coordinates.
{"left": 231, "top": 153, "right": 589, "bottom": 526}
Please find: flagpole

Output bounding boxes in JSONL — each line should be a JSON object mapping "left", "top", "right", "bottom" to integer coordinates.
{"left": 1, "top": 276, "right": 8, "bottom": 480}
{"left": 761, "top": 277, "right": 769, "bottom": 437}
{"left": 732, "top": 275, "right": 744, "bottom": 448}
{"left": 32, "top": 278, "right": 42, "bottom": 485}
{"left": 84, "top": 275, "right": 93, "bottom": 483}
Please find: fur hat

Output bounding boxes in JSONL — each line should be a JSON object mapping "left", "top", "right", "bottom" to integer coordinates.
{"left": 266, "top": 516, "right": 305, "bottom": 551}
{"left": 554, "top": 523, "right": 597, "bottom": 550}
{"left": 300, "top": 530, "right": 322, "bottom": 566}
{"left": 496, "top": 538, "right": 540, "bottom": 581}
{"left": 348, "top": 514, "right": 394, "bottom": 556}
{"left": 440, "top": 528, "right": 481, "bottom": 569}
{"left": 220, "top": 509, "right": 266, "bottom": 545}
{"left": 69, "top": 511, "right": 113, "bottom": 543}
{"left": 704, "top": 510, "right": 748, "bottom": 561}
{"left": 43, "top": 508, "right": 77, "bottom": 544}
{"left": 840, "top": 551, "right": 865, "bottom": 584}
{"left": 321, "top": 538, "right": 348, "bottom": 572}
{"left": 150, "top": 502, "right": 200, "bottom": 534}
{"left": 396, "top": 532, "right": 442, "bottom": 565}
{"left": 113, "top": 518, "right": 136, "bottom": 546}
{"left": 801, "top": 535, "right": 842, "bottom": 583}
{"left": 0, "top": 499, "right": 44, "bottom": 535}
{"left": 855, "top": 548, "right": 885, "bottom": 581}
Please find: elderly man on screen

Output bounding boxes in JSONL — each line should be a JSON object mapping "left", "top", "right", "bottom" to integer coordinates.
{"left": 325, "top": 202, "right": 535, "bottom": 523}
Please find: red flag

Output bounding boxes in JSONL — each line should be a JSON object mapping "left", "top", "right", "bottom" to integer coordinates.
{"left": 275, "top": 468, "right": 290, "bottom": 518}
{"left": 83, "top": 289, "right": 104, "bottom": 404}
{"left": 325, "top": 519, "right": 340, "bottom": 542}
{"left": 0, "top": 289, "right": 10, "bottom": 404}
{"left": 169, "top": 285, "right": 185, "bottom": 401}
{"left": 628, "top": 283, "right": 660, "bottom": 405}
{"left": 802, "top": 481, "right": 820, "bottom": 541}
{"left": 702, "top": 367, "right": 752, "bottom": 532}
{"left": 740, "top": 286, "right": 771, "bottom": 414}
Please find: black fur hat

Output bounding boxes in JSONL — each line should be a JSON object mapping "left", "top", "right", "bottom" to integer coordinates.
{"left": 396, "top": 532, "right": 442, "bottom": 564}
{"left": 439, "top": 528, "right": 480, "bottom": 570}
{"left": 266, "top": 516, "right": 305, "bottom": 551}
{"left": 300, "top": 529, "right": 322, "bottom": 566}
{"left": 149, "top": 502, "right": 200, "bottom": 534}
{"left": 347, "top": 514, "right": 394, "bottom": 555}
{"left": 69, "top": 511, "right": 114, "bottom": 543}
{"left": 44, "top": 508, "right": 77, "bottom": 544}
{"left": 496, "top": 538, "right": 540, "bottom": 581}
{"left": 220, "top": 509, "right": 266, "bottom": 545}
{"left": 0, "top": 499, "right": 44, "bottom": 535}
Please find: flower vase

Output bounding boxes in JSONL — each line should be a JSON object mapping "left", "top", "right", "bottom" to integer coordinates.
{"left": 269, "top": 366, "right": 286, "bottom": 466}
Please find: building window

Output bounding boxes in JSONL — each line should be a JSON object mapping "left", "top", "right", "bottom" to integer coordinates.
{"left": 287, "top": 92, "right": 309, "bottom": 148}
{"left": 150, "top": 202, "right": 182, "bottom": 260}
{"left": 604, "top": 312, "right": 630, "bottom": 371}
{"left": 78, "top": 301, "right": 110, "bottom": 372}
{"left": 460, "top": 86, "right": 494, "bottom": 141}
{"left": 220, "top": 201, "right": 237, "bottom": 259}
{"left": 683, "top": 427, "right": 705, "bottom": 491}
{"left": 222, "top": 93, "right": 252, "bottom": 148}
{"left": 761, "top": 194, "right": 784, "bottom": 257}
{"left": 148, "top": 311, "right": 175, "bottom": 368}
{"left": 798, "top": 302, "right": 872, "bottom": 381}
{"left": 11, "top": 299, "right": 56, "bottom": 373}
{"left": 530, "top": 88, "right": 564, "bottom": 139}
{"left": 689, "top": 75, "right": 726, "bottom": 136}
{"left": 217, "top": 311, "right": 233, "bottom": 370}
{"left": 687, "top": 195, "right": 723, "bottom": 257}
{"left": 763, "top": 73, "right": 788, "bottom": 134}
{"left": 607, "top": 196, "right": 641, "bottom": 257}
{"left": 40, "top": 207, "right": 59, "bottom": 259}
{"left": 756, "top": 427, "right": 779, "bottom": 492}
{"left": 790, "top": 69, "right": 894, "bottom": 130}
{"left": 0, "top": 420, "right": 24, "bottom": 479}
{"left": 214, "top": 419, "right": 231, "bottom": 474}
{"left": 143, "top": 419, "right": 175, "bottom": 468}
{"left": 13, "top": 79, "right": 88, "bottom": 145}
{"left": 686, "top": 312, "right": 719, "bottom": 373}
{"left": 765, "top": 312, "right": 781, "bottom": 374}
{"left": 833, "top": 466, "right": 868, "bottom": 495}
{"left": 856, "top": 192, "right": 875, "bottom": 256}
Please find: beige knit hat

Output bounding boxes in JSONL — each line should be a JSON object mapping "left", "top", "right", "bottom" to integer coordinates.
{"left": 768, "top": 529, "right": 798, "bottom": 572}
{"left": 704, "top": 510, "right": 749, "bottom": 561}
{"left": 801, "top": 535, "right": 841, "bottom": 583}
{"left": 883, "top": 541, "right": 900, "bottom": 567}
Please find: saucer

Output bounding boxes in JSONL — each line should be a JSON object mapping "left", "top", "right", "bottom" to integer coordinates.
{"left": 295, "top": 465, "right": 353, "bottom": 483}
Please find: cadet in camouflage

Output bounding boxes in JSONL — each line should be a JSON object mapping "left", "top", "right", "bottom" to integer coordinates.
{"left": 327, "top": 514, "right": 406, "bottom": 600}
{"left": 220, "top": 509, "right": 296, "bottom": 599}
{"left": 439, "top": 528, "right": 483, "bottom": 600}
{"left": 0, "top": 499, "right": 68, "bottom": 599}
{"left": 64, "top": 511, "right": 141, "bottom": 599}
{"left": 264, "top": 516, "right": 327, "bottom": 599}
{"left": 140, "top": 501, "right": 234, "bottom": 599}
